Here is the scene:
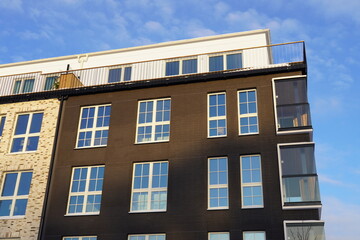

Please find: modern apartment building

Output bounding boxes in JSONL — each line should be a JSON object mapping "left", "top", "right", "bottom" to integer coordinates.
{"left": 0, "top": 29, "right": 325, "bottom": 240}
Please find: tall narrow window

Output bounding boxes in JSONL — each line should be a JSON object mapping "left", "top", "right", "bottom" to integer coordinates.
{"left": 273, "top": 77, "right": 311, "bottom": 131}
{"left": 240, "top": 155, "right": 263, "bottom": 208}
{"left": 243, "top": 232, "right": 266, "bottom": 240}
{"left": 131, "top": 162, "right": 168, "bottom": 212}
{"left": 285, "top": 222, "right": 325, "bottom": 240}
{"left": 209, "top": 232, "right": 230, "bottom": 240}
{"left": 208, "top": 157, "right": 228, "bottom": 209}
{"left": 0, "top": 116, "right": 6, "bottom": 142}
{"left": 238, "top": 89, "right": 258, "bottom": 135}
{"left": 63, "top": 237, "right": 97, "bottom": 240}
{"left": 108, "top": 66, "right": 132, "bottom": 83}
{"left": 44, "top": 76, "right": 58, "bottom": 90}
{"left": 279, "top": 144, "right": 320, "bottom": 206}
{"left": 129, "top": 234, "right": 165, "bottom": 240}
{"left": 11, "top": 112, "right": 43, "bottom": 153}
{"left": 209, "top": 53, "right": 242, "bottom": 72}
{"left": 0, "top": 171, "right": 33, "bottom": 217}
{"left": 76, "top": 104, "right": 111, "bottom": 148}
{"left": 67, "top": 166, "right": 104, "bottom": 215}
{"left": 136, "top": 98, "right": 171, "bottom": 143}
{"left": 208, "top": 92, "right": 227, "bottom": 137}
{"left": 13, "top": 78, "right": 35, "bottom": 94}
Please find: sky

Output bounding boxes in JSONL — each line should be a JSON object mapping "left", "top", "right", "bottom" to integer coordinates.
{"left": 0, "top": 0, "right": 359, "bottom": 239}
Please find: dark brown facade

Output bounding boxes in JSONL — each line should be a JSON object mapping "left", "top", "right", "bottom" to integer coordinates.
{"left": 41, "top": 70, "right": 321, "bottom": 240}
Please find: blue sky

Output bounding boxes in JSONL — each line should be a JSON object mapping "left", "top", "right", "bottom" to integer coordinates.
{"left": 0, "top": 0, "right": 359, "bottom": 239}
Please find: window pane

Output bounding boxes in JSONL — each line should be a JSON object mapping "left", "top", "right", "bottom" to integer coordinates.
{"left": 281, "top": 145, "right": 316, "bottom": 175}
{"left": 182, "top": 59, "right": 197, "bottom": 74}
{"left": 29, "top": 113, "right": 44, "bottom": 133}
{"left": 44, "top": 76, "right": 57, "bottom": 90}
{"left": 11, "top": 138, "right": 25, "bottom": 152}
{"left": 209, "top": 56, "right": 224, "bottom": 71}
{"left": 166, "top": 61, "right": 180, "bottom": 76}
{"left": 22, "top": 79, "right": 35, "bottom": 93}
{"left": 283, "top": 176, "right": 320, "bottom": 203}
{"left": 17, "top": 172, "right": 33, "bottom": 195}
{"left": 243, "top": 232, "right": 266, "bottom": 240}
{"left": 124, "top": 67, "right": 132, "bottom": 81}
{"left": 108, "top": 68, "right": 122, "bottom": 83}
{"left": 2, "top": 173, "right": 18, "bottom": 197}
{"left": 286, "top": 223, "right": 325, "bottom": 240}
{"left": 14, "top": 199, "right": 28, "bottom": 215}
{"left": 26, "top": 136, "right": 39, "bottom": 151}
{"left": 0, "top": 200, "right": 12, "bottom": 216}
{"left": 15, "top": 114, "right": 29, "bottom": 135}
{"left": 0, "top": 116, "right": 5, "bottom": 137}
{"left": 209, "top": 233, "right": 229, "bottom": 240}
{"left": 13, "top": 80, "right": 21, "bottom": 94}
{"left": 227, "top": 53, "right": 242, "bottom": 70}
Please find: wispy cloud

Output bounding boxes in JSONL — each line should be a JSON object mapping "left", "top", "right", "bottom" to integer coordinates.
{"left": 0, "top": 0, "right": 23, "bottom": 11}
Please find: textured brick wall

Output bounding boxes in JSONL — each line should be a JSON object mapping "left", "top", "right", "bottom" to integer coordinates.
{"left": 0, "top": 99, "right": 60, "bottom": 239}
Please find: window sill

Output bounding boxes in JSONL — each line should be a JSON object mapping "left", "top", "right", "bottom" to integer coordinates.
{"left": 0, "top": 215, "right": 25, "bottom": 220}
{"left": 207, "top": 135, "right": 227, "bottom": 139}
{"left": 8, "top": 150, "right": 37, "bottom": 155}
{"left": 241, "top": 206, "right": 264, "bottom": 209}
{"left": 135, "top": 140, "right": 169, "bottom": 145}
{"left": 238, "top": 132, "right": 259, "bottom": 136}
{"left": 129, "top": 210, "right": 167, "bottom": 214}
{"left": 74, "top": 145, "right": 107, "bottom": 150}
{"left": 207, "top": 207, "right": 229, "bottom": 211}
{"left": 276, "top": 128, "right": 313, "bottom": 135}
{"left": 282, "top": 204, "right": 322, "bottom": 210}
{"left": 64, "top": 213, "right": 100, "bottom": 217}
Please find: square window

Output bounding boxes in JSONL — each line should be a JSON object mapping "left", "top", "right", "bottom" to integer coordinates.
{"left": 241, "top": 155, "right": 263, "bottom": 208}
{"left": 131, "top": 162, "right": 168, "bottom": 212}
{"left": 10, "top": 112, "right": 44, "bottom": 153}
{"left": 0, "top": 171, "right": 33, "bottom": 217}
{"left": 243, "top": 231, "right": 266, "bottom": 240}
{"left": 238, "top": 90, "right": 258, "bottom": 135}
{"left": 136, "top": 99, "right": 171, "bottom": 143}
{"left": 209, "top": 232, "right": 229, "bottom": 240}
{"left": 208, "top": 157, "right": 229, "bottom": 209}
{"left": 129, "top": 234, "right": 165, "bottom": 240}
{"left": 76, "top": 105, "right": 111, "bottom": 148}
{"left": 208, "top": 93, "right": 227, "bottom": 137}
{"left": 66, "top": 166, "right": 104, "bottom": 215}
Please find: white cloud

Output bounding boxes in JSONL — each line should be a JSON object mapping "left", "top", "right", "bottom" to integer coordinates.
{"left": 0, "top": 0, "right": 23, "bottom": 11}
{"left": 145, "top": 21, "right": 165, "bottom": 33}
{"left": 322, "top": 196, "right": 360, "bottom": 240}
{"left": 318, "top": 174, "right": 344, "bottom": 186}
{"left": 214, "top": 1, "right": 230, "bottom": 17}
{"left": 312, "top": 96, "right": 342, "bottom": 116}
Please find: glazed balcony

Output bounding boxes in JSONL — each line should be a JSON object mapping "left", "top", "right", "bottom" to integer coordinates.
{"left": 0, "top": 41, "right": 306, "bottom": 97}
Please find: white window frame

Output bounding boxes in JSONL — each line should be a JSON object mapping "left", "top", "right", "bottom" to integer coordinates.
{"left": 66, "top": 165, "right": 105, "bottom": 216}
{"left": 237, "top": 89, "right": 259, "bottom": 135}
{"left": 277, "top": 142, "right": 322, "bottom": 210}
{"left": 63, "top": 237, "right": 97, "bottom": 240}
{"left": 0, "top": 115, "right": 6, "bottom": 142}
{"left": 208, "top": 157, "right": 229, "bottom": 210}
{"left": 107, "top": 65, "right": 132, "bottom": 82}
{"left": 243, "top": 231, "right": 266, "bottom": 240}
{"left": 135, "top": 98, "right": 171, "bottom": 144}
{"left": 12, "top": 77, "right": 36, "bottom": 94}
{"left": 272, "top": 75, "right": 312, "bottom": 135}
{"left": 207, "top": 92, "right": 227, "bottom": 138}
{"left": 240, "top": 155, "right": 264, "bottom": 209}
{"left": 208, "top": 232, "right": 230, "bottom": 240}
{"left": 75, "top": 104, "right": 111, "bottom": 149}
{"left": 165, "top": 57, "right": 198, "bottom": 76}
{"left": 283, "top": 220, "right": 325, "bottom": 240}
{"left": 10, "top": 112, "right": 43, "bottom": 154}
{"left": 0, "top": 171, "right": 33, "bottom": 218}
{"left": 208, "top": 51, "right": 243, "bottom": 72}
{"left": 130, "top": 161, "right": 168, "bottom": 213}
{"left": 128, "top": 234, "right": 166, "bottom": 240}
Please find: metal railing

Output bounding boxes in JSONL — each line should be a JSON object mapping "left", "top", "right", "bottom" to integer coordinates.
{"left": 0, "top": 41, "right": 305, "bottom": 97}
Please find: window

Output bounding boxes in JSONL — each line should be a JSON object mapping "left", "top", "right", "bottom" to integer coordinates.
{"left": 13, "top": 78, "right": 35, "bottom": 94}
{"left": 130, "top": 162, "right": 168, "bottom": 212}
{"left": 209, "top": 53, "right": 242, "bottom": 72}
{"left": 209, "top": 232, "right": 229, "bottom": 240}
{"left": 240, "top": 155, "right": 263, "bottom": 208}
{"left": 129, "top": 234, "right": 165, "bottom": 240}
{"left": 279, "top": 144, "right": 320, "bottom": 206}
{"left": 208, "top": 93, "right": 227, "bottom": 137}
{"left": 108, "top": 66, "right": 132, "bottom": 83}
{"left": 63, "top": 237, "right": 97, "bottom": 240}
{"left": 136, "top": 98, "right": 171, "bottom": 143}
{"left": 273, "top": 77, "right": 311, "bottom": 131}
{"left": 76, "top": 105, "right": 111, "bottom": 148}
{"left": 285, "top": 222, "right": 325, "bottom": 240}
{"left": 208, "top": 157, "right": 228, "bottom": 209}
{"left": 0, "top": 171, "right": 33, "bottom": 217}
{"left": 66, "top": 166, "right": 104, "bottom": 215}
{"left": 0, "top": 115, "right": 6, "bottom": 142}
{"left": 243, "top": 232, "right": 266, "bottom": 240}
{"left": 10, "top": 112, "right": 43, "bottom": 153}
{"left": 44, "top": 76, "right": 58, "bottom": 90}
{"left": 165, "top": 58, "right": 197, "bottom": 76}
{"left": 238, "top": 89, "right": 258, "bottom": 135}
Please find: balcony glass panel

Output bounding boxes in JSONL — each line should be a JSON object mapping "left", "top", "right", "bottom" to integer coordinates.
{"left": 277, "top": 103, "right": 311, "bottom": 128}
{"left": 286, "top": 223, "right": 325, "bottom": 240}
{"left": 283, "top": 176, "right": 320, "bottom": 203}
{"left": 275, "top": 78, "right": 307, "bottom": 105}
{"left": 281, "top": 145, "right": 316, "bottom": 175}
